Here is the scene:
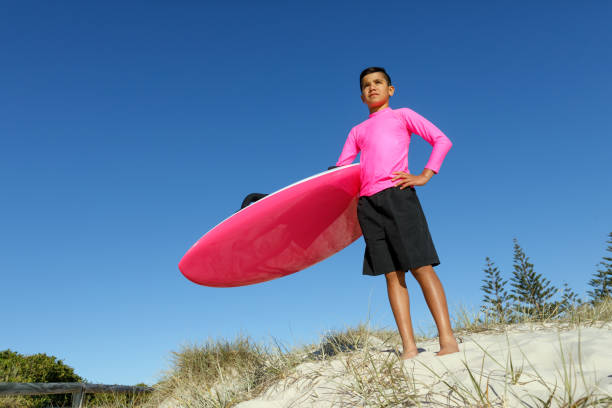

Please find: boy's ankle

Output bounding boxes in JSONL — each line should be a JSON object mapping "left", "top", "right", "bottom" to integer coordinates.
{"left": 437, "top": 336, "right": 456, "bottom": 347}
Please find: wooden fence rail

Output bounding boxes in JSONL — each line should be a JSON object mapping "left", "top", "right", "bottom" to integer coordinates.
{"left": 0, "top": 382, "right": 154, "bottom": 408}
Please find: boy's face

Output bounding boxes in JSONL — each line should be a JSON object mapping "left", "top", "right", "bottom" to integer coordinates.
{"left": 360, "top": 72, "right": 395, "bottom": 108}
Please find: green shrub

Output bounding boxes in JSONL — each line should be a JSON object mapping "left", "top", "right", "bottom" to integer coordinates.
{"left": 0, "top": 349, "right": 83, "bottom": 408}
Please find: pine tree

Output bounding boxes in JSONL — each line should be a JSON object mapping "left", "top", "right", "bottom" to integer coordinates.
{"left": 509, "top": 238, "right": 558, "bottom": 318}
{"left": 480, "top": 257, "right": 510, "bottom": 323}
{"left": 558, "top": 282, "right": 582, "bottom": 314}
{"left": 587, "top": 232, "right": 612, "bottom": 304}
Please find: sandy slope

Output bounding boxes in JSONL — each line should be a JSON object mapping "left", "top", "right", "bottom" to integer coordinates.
{"left": 235, "top": 324, "right": 612, "bottom": 407}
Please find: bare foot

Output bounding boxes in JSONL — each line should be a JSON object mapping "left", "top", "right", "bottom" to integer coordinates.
{"left": 400, "top": 348, "right": 419, "bottom": 360}
{"left": 436, "top": 339, "right": 459, "bottom": 356}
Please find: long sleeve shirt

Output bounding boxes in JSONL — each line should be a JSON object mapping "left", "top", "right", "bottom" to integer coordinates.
{"left": 336, "top": 107, "right": 452, "bottom": 197}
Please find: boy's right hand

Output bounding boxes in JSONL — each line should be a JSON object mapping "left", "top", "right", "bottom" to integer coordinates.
{"left": 240, "top": 193, "right": 268, "bottom": 210}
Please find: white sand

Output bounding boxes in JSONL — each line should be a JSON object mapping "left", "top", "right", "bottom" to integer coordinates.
{"left": 235, "top": 323, "right": 612, "bottom": 407}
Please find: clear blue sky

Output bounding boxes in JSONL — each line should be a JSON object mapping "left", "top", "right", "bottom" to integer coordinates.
{"left": 1, "top": 1, "right": 610, "bottom": 386}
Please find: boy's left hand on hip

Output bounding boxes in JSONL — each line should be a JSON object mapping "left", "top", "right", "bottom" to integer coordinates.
{"left": 391, "top": 171, "right": 429, "bottom": 188}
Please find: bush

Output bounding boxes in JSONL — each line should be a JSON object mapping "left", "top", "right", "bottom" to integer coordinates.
{"left": 0, "top": 349, "right": 83, "bottom": 408}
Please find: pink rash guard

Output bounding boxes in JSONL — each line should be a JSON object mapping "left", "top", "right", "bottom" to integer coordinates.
{"left": 336, "top": 107, "right": 452, "bottom": 197}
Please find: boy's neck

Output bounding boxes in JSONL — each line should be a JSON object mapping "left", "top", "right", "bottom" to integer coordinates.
{"left": 368, "top": 102, "right": 390, "bottom": 115}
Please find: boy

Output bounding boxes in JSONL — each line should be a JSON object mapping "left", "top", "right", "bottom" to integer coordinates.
{"left": 335, "top": 67, "right": 459, "bottom": 358}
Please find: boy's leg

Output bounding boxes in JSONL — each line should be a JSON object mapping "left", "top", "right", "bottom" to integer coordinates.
{"left": 410, "top": 264, "right": 459, "bottom": 355}
{"left": 385, "top": 270, "right": 419, "bottom": 359}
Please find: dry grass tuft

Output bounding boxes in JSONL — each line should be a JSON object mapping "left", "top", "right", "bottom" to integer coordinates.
{"left": 141, "top": 334, "right": 306, "bottom": 408}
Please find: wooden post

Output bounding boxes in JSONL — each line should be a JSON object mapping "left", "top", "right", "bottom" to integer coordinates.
{"left": 72, "top": 385, "right": 85, "bottom": 408}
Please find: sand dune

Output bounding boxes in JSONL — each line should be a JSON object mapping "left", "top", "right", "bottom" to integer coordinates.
{"left": 235, "top": 323, "right": 612, "bottom": 407}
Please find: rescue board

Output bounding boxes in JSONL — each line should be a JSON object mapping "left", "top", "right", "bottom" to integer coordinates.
{"left": 179, "top": 164, "right": 362, "bottom": 287}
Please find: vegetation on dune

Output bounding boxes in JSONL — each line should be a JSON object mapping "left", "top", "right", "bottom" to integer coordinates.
{"left": 588, "top": 232, "right": 612, "bottom": 303}
{"left": 479, "top": 233, "right": 612, "bottom": 325}
{"left": 143, "top": 335, "right": 307, "bottom": 408}
{"left": 480, "top": 256, "right": 511, "bottom": 323}
{"left": 308, "top": 324, "right": 372, "bottom": 360}
{"left": 85, "top": 385, "right": 152, "bottom": 408}
{"left": 509, "top": 238, "right": 558, "bottom": 318}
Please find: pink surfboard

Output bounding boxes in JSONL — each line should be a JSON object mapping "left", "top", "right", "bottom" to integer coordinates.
{"left": 179, "top": 164, "right": 362, "bottom": 287}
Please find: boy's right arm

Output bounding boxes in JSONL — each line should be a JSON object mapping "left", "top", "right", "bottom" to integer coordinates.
{"left": 335, "top": 128, "right": 360, "bottom": 167}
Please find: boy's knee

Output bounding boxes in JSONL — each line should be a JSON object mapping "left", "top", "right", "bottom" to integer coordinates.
{"left": 410, "top": 264, "right": 435, "bottom": 279}
{"left": 385, "top": 270, "right": 406, "bottom": 287}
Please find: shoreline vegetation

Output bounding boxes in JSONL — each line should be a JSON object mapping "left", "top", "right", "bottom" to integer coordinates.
{"left": 2, "top": 234, "right": 610, "bottom": 407}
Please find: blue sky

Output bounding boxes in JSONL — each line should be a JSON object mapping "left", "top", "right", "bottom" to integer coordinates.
{"left": 1, "top": 1, "right": 610, "bottom": 386}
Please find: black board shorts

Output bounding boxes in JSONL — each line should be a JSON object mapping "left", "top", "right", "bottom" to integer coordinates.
{"left": 357, "top": 186, "right": 440, "bottom": 276}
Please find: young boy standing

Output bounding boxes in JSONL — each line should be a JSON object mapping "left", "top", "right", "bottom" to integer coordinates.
{"left": 335, "top": 67, "right": 459, "bottom": 358}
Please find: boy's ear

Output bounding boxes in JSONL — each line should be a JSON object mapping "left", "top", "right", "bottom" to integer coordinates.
{"left": 388, "top": 85, "right": 395, "bottom": 96}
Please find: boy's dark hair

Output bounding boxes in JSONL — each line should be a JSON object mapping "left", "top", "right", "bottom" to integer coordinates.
{"left": 360, "top": 67, "right": 392, "bottom": 91}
